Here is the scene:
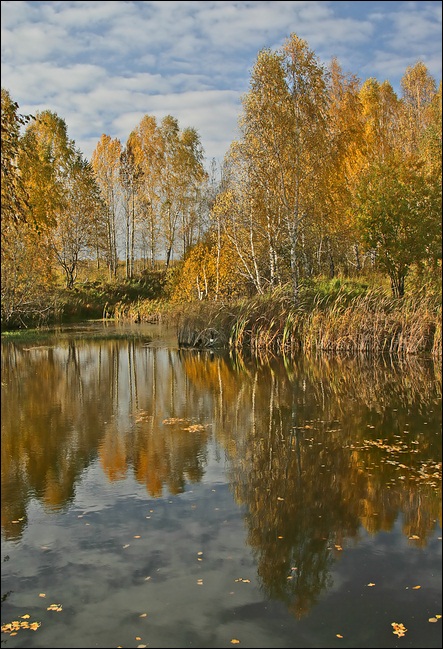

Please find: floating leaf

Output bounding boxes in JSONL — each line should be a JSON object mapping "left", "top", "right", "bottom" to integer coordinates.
{"left": 412, "top": 585, "right": 421, "bottom": 589}
{"left": 428, "top": 618, "right": 438, "bottom": 623}
{"left": 231, "top": 640, "right": 240, "bottom": 644}
{"left": 391, "top": 622, "right": 407, "bottom": 637}
{"left": 139, "top": 613, "right": 148, "bottom": 618}
{"left": 38, "top": 593, "right": 46, "bottom": 598}
{"left": 135, "top": 637, "right": 141, "bottom": 641}
{"left": 134, "top": 536, "right": 141, "bottom": 539}
{"left": 21, "top": 614, "right": 30, "bottom": 619}
{"left": 336, "top": 634, "right": 343, "bottom": 638}
{"left": 122, "top": 544, "right": 130, "bottom": 549}
{"left": 197, "top": 551, "right": 203, "bottom": 556}
{"left": 367, "top": 583, "right": 375, "bottom": 587}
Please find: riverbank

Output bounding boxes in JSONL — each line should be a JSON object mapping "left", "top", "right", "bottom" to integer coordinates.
{"left": 113, "top": 278, "right": 442, "bottom": 358}
{"left": 2, "top": 275, "right": 441, "bottom": 358}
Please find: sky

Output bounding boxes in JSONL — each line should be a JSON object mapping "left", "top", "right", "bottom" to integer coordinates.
{"left": 1, "top": 1, "right": 442, "bottom": 166}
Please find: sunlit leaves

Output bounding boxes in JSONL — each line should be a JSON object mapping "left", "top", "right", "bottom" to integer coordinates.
{"left": 391, "top": 622, "right": 407, "bottom": 637}
{"left": 1, "top": 617, "right": 41, "bottom": 634}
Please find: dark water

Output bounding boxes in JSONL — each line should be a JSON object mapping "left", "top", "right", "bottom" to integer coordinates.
{"left": 1, "top": 322, "right": 441, "bottom": 648}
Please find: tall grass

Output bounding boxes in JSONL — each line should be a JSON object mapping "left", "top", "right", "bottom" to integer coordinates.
{"left": 176, "top": 280, "right": 442, "bottom": 357}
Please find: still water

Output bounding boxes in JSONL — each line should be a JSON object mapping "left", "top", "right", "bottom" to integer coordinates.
{"left": 1, "top": 322, "right": 441, "bottom": 648}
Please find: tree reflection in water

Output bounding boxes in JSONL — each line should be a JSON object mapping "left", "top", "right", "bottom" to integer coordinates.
{"left": 1, "top": 334, "right": 441, "bottom": 620}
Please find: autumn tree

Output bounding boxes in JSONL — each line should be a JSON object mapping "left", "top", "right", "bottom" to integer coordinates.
{"left": 231, "top": 34, "right": 330, "bottom": 302}
{"left": 52, "top": 154, "right": 105, "bottom": 289}
{"left": 129, "top": 115, "right": 163, "bottom": 268}
{"left": 1, "top": 88, "right": 32, "bottom": 232}
{"left": 91, "top": 134, "right": 122, "bottom": 277}
{"left": 158, "top": 115, "right": 207, "bottom": 268}
{"left": 119, "top": 140, "right": 142, "bottom": 279}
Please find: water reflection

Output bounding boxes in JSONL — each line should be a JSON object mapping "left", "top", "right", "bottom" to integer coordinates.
{"left": 1, "top": 333, "right": 441, "bottom": 621}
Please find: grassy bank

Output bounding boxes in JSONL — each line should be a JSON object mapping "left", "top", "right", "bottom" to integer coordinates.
{"left": 3, "top": 274, "right": 441, "bottom": 358}
{"left": 172, "top": 279, "right": 442, "bottom": 357}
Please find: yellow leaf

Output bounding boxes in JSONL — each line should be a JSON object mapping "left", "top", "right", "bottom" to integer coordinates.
{"left": 336, "top": 634, "right": 343, "bottom": 638}
{"left": 135, "top": 637, "right": 141, "bottom": 641}
{"left": 436, "top": 615, "right": 441, "bottom": 619}
{"left": 367, "top": 583, "right": 375, "bottom": 587}
{"left": 139, "top": 613, "right": 148, "bottom": 618}
{"left": 134, "top": 536, "right": 141, "bottom": 539}
{"left": 412, "top": 585, "right": 421, "bottom": 589}
{"left": 428, "top": 618, "right": 438, "bottom": 623}
{"left": 39, "top": 593, "right": 46, "bottom": 597}
{"left": 21, "top": 614, "right": 31, "bottom": 619}
{"left": 231, "top": 640, "right": 240, "bottom": 644}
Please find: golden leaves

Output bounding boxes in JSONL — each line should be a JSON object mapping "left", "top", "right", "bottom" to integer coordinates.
{"left": 1, "top": 617, "right": 41, "bottom": 635}
{"left": 230, "top": 639, "right": 240, "bottom": 644}
{"left": 47, "top": 603, "right": 63, "bottom": 612}
{"left": 391, "top": 622, "right": 407, "bottom": 637}
{"left": 234, "top": 578, "right": 251, "bottom": 583}
{"left": 367, "top": 583, "right": 375, "bottom": 587}
{"left": 336, "top": 634, "right": 343, "bottom": 638}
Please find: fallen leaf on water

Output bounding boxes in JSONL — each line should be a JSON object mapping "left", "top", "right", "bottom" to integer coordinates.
{"left": 336, "top": 634, "right": 343, "bottom": 638}
{"left": 139, "top": 613, "right": 148, "bottom": 618}
{"left": 21, "top": 614, "right": 30, "bottom": 619}
{"left": 122, "top": 544, "right": 130, "bottom": 549}
{"left": 277, "top": 497, "right": 284, "bottom": 501}
{"left": 412, "top": 585, "right": 421, "bottom": 589}
{"left": 428, "top": 618, "right": 438, "bottom": 623}
{"left": 137, "top": 645, "right": 147, "bottom": 648}
{"left": 409, "top": 535, "right": 420, "bottom": 540}
{"left": 39, "top": 593, "right": 46, "bottom": 597}
{"left": 135, "top": 637, "right": 141, "bottom": 641}
{"left": 134, "top": 536, "right": 141, "bottom": 539}
{"left": 391, "top": 622, "right": 407, "bottom": 637}
{"left": 231, "top": 640, "right": 240, "bottom": 644}
{"left": 367, "top": 583, "right": 375, "bottom": 587}
{"left": 436, "top": 615, "right": 441, "bottom": 619}
{"left": 197, "top": 551, "right": 203, "bottom": 556}
{"left": 29, "top": 622, "right": 41, "bottom": 631}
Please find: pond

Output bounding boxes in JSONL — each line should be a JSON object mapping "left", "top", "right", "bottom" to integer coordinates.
{"left": 1, "top": 322, "right": 441, "bottom": 648}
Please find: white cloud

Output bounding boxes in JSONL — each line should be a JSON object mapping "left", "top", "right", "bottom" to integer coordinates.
{"left": 1, "top": 1, "right": 441, "bottom": 165}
